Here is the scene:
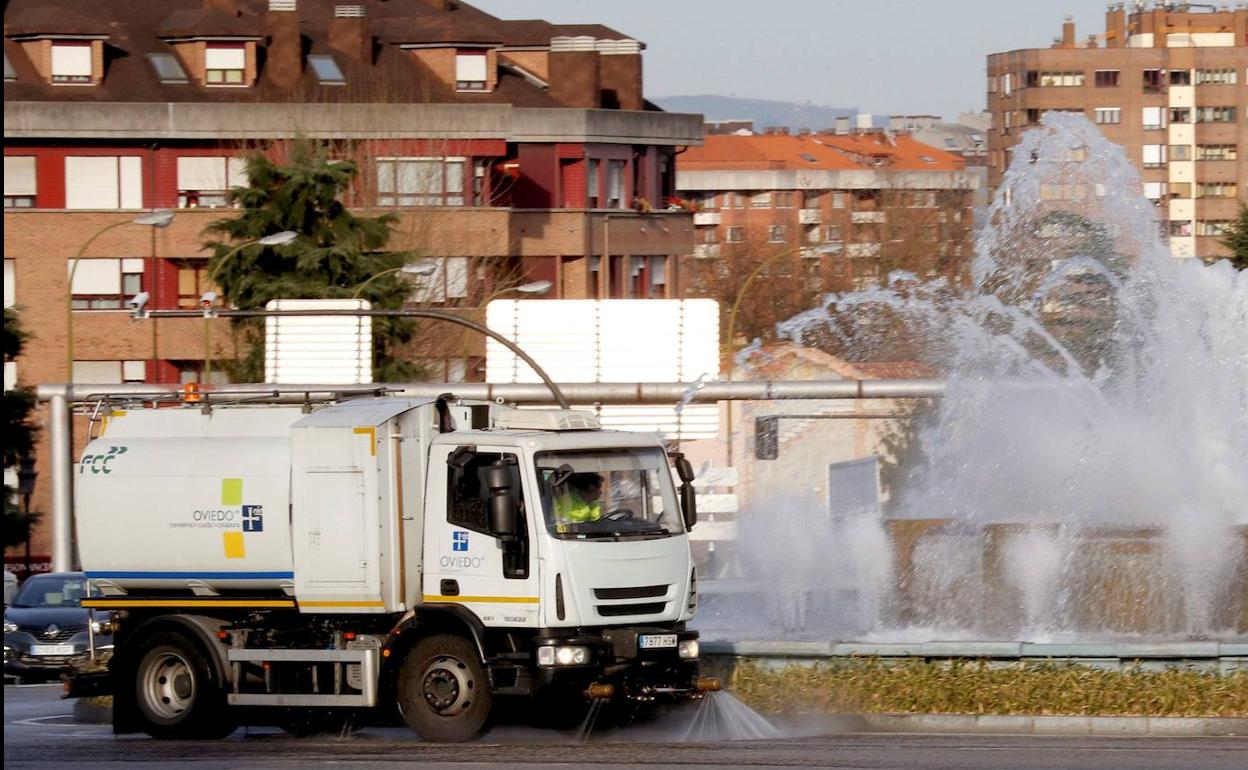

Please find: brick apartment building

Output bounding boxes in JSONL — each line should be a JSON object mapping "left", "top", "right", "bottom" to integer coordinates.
{"left": 2, "top": 0, "right": 701, "bottom": 558}
{"left": 675, "top": 129, "right": 980, "bottom": 342}
{"left": 986, "top": 3, "right": 1247, "bottom": 260}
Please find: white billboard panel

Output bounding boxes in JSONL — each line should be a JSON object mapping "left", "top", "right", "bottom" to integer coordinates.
{"left": 264, "top": 298, "right": 372, "bottom": 384}
{"left": 486, "top": 299, "right": 720, "bottom": 440}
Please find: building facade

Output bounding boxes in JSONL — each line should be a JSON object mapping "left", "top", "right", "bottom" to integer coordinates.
{"left": 986, "top": 3, "right": 1247, "bottom": 260}
{"left": 675, "top": 130, "right": 979, "bottom": 344}
{"left": 2, "top": 0, "right": 701, "bottom": 557}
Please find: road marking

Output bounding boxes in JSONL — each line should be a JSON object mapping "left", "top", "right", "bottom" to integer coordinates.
{"left": 10, "top": 715, "right": 100, "bottom": 728}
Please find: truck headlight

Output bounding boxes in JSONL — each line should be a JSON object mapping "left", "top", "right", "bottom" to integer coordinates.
{"left": 677, "top": 639, "right": 699, "bottom": 660}
{"left": 3, "top": 620, "right": 17, "bottom": 634}
{"left": 537, "top": 644, "right": 591, "bottom": 666}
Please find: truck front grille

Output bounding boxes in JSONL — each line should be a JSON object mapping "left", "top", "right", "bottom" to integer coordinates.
{"left": 593, "top": 584, "right": 669, "bottom": 600}
{"left": 596, "top": 602, "right": 667, "bottom": 617}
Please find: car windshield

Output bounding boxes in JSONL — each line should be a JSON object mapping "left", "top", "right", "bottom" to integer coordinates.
{"left": 11, "top": 575, "right": 97, "bottom": 608}
{"left": 536, "top": 447, "right": 683, "bottom": 540}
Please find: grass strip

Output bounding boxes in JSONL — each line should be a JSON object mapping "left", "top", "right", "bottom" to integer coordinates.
{"left": 724, "top": 658, "right": 1248, "bottom": 717}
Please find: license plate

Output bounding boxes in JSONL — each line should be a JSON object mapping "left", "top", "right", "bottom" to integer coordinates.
{"left": 31, "top": 644, "right": 76, "bottom": 656}
{"left": 638, "top": 633, "right": 677, "bottom": 650}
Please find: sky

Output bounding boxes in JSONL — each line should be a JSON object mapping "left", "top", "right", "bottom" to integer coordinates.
{"left": 471, "top": 0, "right": 1118, "bottom": 119}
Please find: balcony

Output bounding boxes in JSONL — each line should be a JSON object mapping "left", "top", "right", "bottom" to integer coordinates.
{"left": 847, "top": 243, "right": 882, "bottom": 258}
{"left": 693, "top": 211, "right": 721, "bottom": 226}
{"left": 851, "top": 211, "right": 886, "bottom": 224}
{"left": 798, "top": 209, "right": 822, "bottom": 225}
{"left": 693, "top": 244, "right": 722, "bottom": 259}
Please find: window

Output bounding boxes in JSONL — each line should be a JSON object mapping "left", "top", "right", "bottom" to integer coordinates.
{"left": 1094, "top": 108, "right": 1120, "bottom": 125}
{"left": 1141, "top": 106, "right": 1165, "bottom": 130}
{"left": 768, "top": 225, "right": 786, "bottom": 243}
{"left": 1196, "top": 144, "right": 1238, "bottom": 161}
{"left": 4, "top": 156, "right": 36, "bottom": 207}
{"left": 725, "top": 226, "right": 744, "bottom": 243}
{"left": 1142, "top": 181, "right": 1166, "bottom": 200}
{"left": 376, "top": 157, "right": 466, "bottom": 206}
{"left": 1169, "top": 70, "right": 1191, "bottom": 86}
{"left": 605, "top": 160, "right": 625, "bottom": 208}
{"left": 1168, "top": 107, "right": 1191, "bottom": 124}
{"left": 700, "top": 193, "right": 718, "bottom": 210}
{"left": 147, "top": 53, "right": 188, "bottom": 84}
{"left": 749, "top": 192, "right": 771, "bottom": 208}
{"left": 69, "top": 258, "right": 144, "bottom": 310}
{"left": 1195, "top": 68, "right": 1237, "bottom": 85}
{"left": 1142, "top": 69, "right": 1164, "bottom": 93}
{"left": 50, "top": 42, "right": 92, "bottom": 84}
{"left": 1141, "top": 144, "right": 1167, "bottom": 168}
{"left": 3, "top": 52, "right": 15, "bottom": 82}
{"left": 1094, "top": 69, "right": 1120, "bottom": 87}
{"left": 1168, "top": 182, "right": 1191, "bottom": 199}
{"left": 1196, "top": 220, "right": 1231, "bottom": 237}
{"left": 1001, "top": 72, "right": 1013, "bottom": 95}
{"left": 65, "top": 156, "right": 142, "bottom": 209}
{"left": 1038, "top": 71, "right": 1084, "bottom": 87}
{"left": 410, "top": 257, "right": 470, "bottom": 302}
{"left": 177, "top": 263, "right": 219, "bottom": 309}
{"left": 4, "top": 259, "right": 15, "bottom": 309}
{"left": 1025, "top": 108, "right": 1043, "bottom": 125}
{"left": 1194, "top": 106, "right": 1235, "bottom": 123}
{"left": 308, "top": 55, "right": 345, "bottom": 86}
{"left": 1168, "top": 220, "right": 1192, "bottom": 237}
{"left": 1169, "top": 144, "right": 1191, "bottom": 161}
{"left": 802, "top": 190, "right": 823, "bottom": 208}
{"left": 455, "top": 51, "right": 488, "bottom": 91}
{"left": 700, "top": 227, "right": 718, "bottom": 244}
{"left": 177, "top": 156, "right": 246, "bottom": 208}
{"left": 586, "top": 160, "right": 599, "bottom": 207}
{"left": 628, "top": 255, "right": 667, "bottom": 299}
{"left": 205, "top": 44, "right": 245, "bottom": 85}
{"left": 447, "top": 450, "right": 527, "bottom": 578}
{"left": 536, "top": 448, "right": 683, "bottom": 540}
{"left": 773, "top": 191, "right": 794, "bottom": 208}
{"left": 1196, "top": 183, "right": 1237, "bottom": 199}
{"left": 823, "top": 224, "right": 843, "bottom": 242}
{"left": 72, "top": 360, "right": 146, "bottom": 385}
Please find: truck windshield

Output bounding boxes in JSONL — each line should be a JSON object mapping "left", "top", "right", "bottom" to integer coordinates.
{"left": 536, "top": 448, "right": 684, "bottom": 540}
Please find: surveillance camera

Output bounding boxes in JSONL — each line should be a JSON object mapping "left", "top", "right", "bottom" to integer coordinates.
{"left": 127, "top": 292, "right": 150, "bottom": 310}
{"left": 199, "top": 291, "right": 218, "bottom": 308}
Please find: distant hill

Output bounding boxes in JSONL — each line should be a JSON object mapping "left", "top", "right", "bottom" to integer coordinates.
{"left": 652, "top": 95, "right": 858, "bottom": 132}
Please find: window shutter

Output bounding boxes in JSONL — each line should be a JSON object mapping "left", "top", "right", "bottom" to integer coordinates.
{"left": 120, "top": 156, "right": 143, "bottom": 208}
{"left": 51, "top": 44, "right": 92, "bottom": 77}
{"left": 446, "top": 257, "right": 469, "bottom": 298}
{"left": 3, "top": 157, "right": 36, "bottom": 196}
{"left": 178, "top": 156, "right": 227, "bottom": 190}
{"left": 69, "top": 258, "right": 121, "bottom": 294}
{"left": 72, "top": 360, "right": 122, "bottom": 384}
{"left": 65, "top": 156, "right": 120, "bottom": 209}
{"left": 122, "top": 258, "right": 146, "bottom": 274}
{"left": 226, "top": 157, "right": 247, "bottom": 187}
{"left": 122, "top": 360, "right": 147, "bottom": 381}
{"left": 206, "top": 46, "right": 246, "bottom": 70}
{"left": 455, "top": 52, "right": 487, "bottom": 82}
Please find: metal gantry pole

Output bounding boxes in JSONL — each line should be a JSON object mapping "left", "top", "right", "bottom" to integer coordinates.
{"left": 48, "top": 391, "right": 75, "bottom": 573}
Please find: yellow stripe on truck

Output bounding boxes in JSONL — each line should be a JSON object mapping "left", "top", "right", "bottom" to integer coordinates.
{"left": 298, "top": 601, "right": 386, "bottom": 608}
{"left": 423, "top": 595, "right": 540, "bottom": 605}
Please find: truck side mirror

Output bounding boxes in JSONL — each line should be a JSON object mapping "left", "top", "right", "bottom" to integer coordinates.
{"left": 486, "top": 463, "right": 517, "bottom": 540}
{"left": 673, "top": 454, "right": 695, "bottom": 484}
{"left": 680, "top": 482, "right": 697, "bottom": 531}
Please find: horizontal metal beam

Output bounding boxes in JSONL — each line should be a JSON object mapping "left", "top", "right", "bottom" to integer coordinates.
{"left": 37, "top": 379, "right": 946, "bottom": 405}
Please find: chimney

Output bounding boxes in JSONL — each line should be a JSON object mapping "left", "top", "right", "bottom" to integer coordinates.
{"left": 834, "top": 115, "right": 850, "bottom": 135}
{"left": 597, "top": 39, "right": 643, "bottom": 110}
{"left": 1105, "top": 2, "right": 1127, "bottom": 47}
{"left": 549, "top": 37, "right": 600, "bottom": 108}
{"left": 1061, "top": 15, "right": 1076, "bottom": 47}
{"left": 204, "top": 0, "right": 241, "bottom": 16}
{"left": 266, "top": 0, "right": 301, "bottom": 88}
{"left": 329, "top": 4, "right": 372, "bottom": 61}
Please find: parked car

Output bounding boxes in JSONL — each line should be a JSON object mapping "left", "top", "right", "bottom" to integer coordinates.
{"left": 4, "top": 572, "right": 111, "bottom": 682}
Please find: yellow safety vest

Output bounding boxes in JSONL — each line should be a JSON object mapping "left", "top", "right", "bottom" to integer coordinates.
{"left": 555, "top": 490, "right": 602, "bottom": 523}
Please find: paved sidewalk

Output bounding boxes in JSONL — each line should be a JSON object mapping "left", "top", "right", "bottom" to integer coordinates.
{"left": 792, "top": 713, "right": 1248, "bottom": 736}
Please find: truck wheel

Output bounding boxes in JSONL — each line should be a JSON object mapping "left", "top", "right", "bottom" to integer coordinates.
{"left": 397, "top": 634, "right": 491, "bottom": 742}
{"left": 131, "top": 630, "right": 233, "bottom": 739}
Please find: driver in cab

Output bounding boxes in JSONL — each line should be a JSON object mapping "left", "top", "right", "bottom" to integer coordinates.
{"left": 555, "top": 472, "right": 604, "bottom": 523}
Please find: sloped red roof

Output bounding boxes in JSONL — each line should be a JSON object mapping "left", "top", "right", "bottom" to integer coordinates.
{"left": 678, "top": 132, "right": 965, "bottom": 172}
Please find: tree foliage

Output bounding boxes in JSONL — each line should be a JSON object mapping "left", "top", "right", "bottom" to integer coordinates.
{"left": 204, "top": 139, "right": 420, "bottom": 382}
{"left": 3, "top": 308, "right": 40, "bottom": 550}
{"left": 1219, "top": 203, "right": 1248, "bottom": 271}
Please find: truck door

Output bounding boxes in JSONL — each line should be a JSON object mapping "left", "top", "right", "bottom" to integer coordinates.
{"left": 423, "top": 445, "right": 540, "bottom": 628}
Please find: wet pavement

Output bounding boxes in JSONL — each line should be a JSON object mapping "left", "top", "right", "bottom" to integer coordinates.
{"left": 5, "top": 682, "right": 1247, "bottom": 769}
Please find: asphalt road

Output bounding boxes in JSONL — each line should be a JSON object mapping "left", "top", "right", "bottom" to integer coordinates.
{"left": 5, "top": 683, "right": 1247, "bottom": 770}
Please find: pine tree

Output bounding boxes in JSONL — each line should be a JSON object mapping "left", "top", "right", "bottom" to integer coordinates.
{"left": 1219, "top": 203, "right": 1248, "bottom": 271}
{"left": 204, "top": 139, "right": 421, "bottom": 382}
{"left": 3, "top": 309, "right": 40, "bottom": 551}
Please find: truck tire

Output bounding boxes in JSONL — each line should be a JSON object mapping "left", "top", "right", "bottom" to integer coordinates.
{"left": 396, "top": 634, "right": 492, "bottom": 742}
{"left": 131, "top": 630, "right": 233, "bottom": 739}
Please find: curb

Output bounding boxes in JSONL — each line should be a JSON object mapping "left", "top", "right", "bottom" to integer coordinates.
{"left": 836, "top": 713, "right": 1248, "bottom": 737}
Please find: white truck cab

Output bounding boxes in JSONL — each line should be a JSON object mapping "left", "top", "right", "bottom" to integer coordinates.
{"left": 72, "top": 396, "right": 713, "bottom": 742}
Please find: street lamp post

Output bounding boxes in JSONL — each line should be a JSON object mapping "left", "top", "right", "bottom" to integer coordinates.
{"left": 16, "top": 455, "right": 37, "bottom": 578}
{"left": 200, "top": 231, "right": 298, "bottom": 382}
{"left": 350, "top": 261, "right": 439, "bottom": 299}
{"left": 66, "top": 211, "right": 175, "bottom": 380}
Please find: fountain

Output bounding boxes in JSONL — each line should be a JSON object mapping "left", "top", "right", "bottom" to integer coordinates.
{"left": 698, "top": 112, "right": 1248, "bottom": 642}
